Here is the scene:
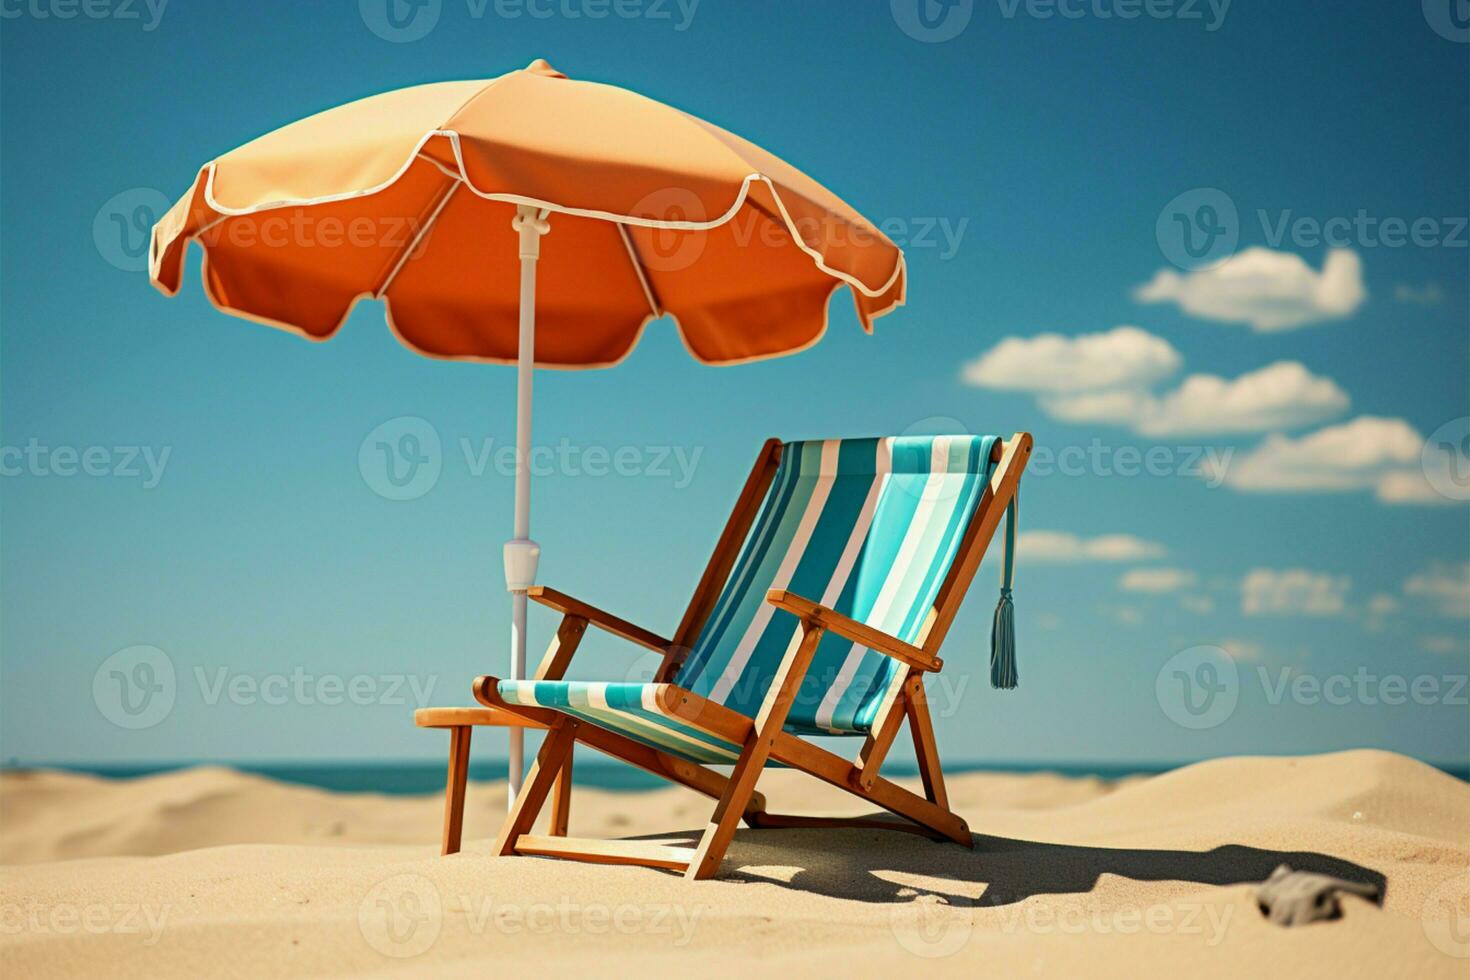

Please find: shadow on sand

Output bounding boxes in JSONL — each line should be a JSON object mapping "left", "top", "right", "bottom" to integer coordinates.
{"left": 638, "top": 826, "right": 1387, "bottom": 907}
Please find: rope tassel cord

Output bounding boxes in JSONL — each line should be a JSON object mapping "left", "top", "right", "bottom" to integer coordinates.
{"left": 989, "top": 496, "right": 1018, "bottom": 689}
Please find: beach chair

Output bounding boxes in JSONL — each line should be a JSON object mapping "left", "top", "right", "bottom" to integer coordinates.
{"left": 468, "top": 432, "right": 1030, "bottom": 879}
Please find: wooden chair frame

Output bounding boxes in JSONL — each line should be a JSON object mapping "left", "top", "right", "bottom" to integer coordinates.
{"left": 426, "top": 432, "right": 1031, "bottom": 879}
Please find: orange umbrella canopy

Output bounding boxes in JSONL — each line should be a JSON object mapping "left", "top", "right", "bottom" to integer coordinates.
{"left": 150, "top": 59, "right": 906, "bottom": 367}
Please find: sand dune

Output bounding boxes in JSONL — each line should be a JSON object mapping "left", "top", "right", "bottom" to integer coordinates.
{"left": 2, "top": 750, "right": 1466, "bottom": 978}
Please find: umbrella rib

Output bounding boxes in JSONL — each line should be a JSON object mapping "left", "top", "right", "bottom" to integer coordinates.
{"left": 374, "top": 178, "right": 462, "bottom": 298}
{"left": 617, "top": 223, "right": 663, "bottom": 318}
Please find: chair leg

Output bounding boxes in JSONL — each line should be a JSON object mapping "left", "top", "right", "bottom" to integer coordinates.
{"left": 441, "top": 726, "right": 472, "bottom": 855}
{"left": 904, "top": 674, "right": 949, "bottom": 809}
{"left": 685, "top": 733, "right": 777, "bottom": 880}
{"left": 494, "top": 718, "right": 579, "bottom": 857}
{"left": 549, "top": 746, "right": 573, "bottom": 837}
{"left": 686, "top": 621, "right": 825, "bottom": 880}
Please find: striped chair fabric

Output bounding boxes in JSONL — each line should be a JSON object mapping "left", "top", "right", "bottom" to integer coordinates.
{"left": 498, "top": 435, "right": 1003, "bottom": 764}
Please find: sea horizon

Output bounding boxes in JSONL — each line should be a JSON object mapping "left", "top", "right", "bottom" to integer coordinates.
{"left": 12, "top": 755, "right": 1468, "bottom": 795}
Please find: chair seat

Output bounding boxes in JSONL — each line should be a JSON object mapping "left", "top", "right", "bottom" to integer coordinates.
{"left": 497, "top": 680, "right": 750, "bottom": 765}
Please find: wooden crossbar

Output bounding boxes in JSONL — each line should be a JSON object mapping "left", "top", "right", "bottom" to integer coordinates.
{"left": 515, "top": 835, "right": 695, "bottom": 871}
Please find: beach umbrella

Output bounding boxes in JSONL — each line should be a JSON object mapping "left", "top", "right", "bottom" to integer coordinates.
{"left": 149, "top": 58, "right": 907, "bottom": 803}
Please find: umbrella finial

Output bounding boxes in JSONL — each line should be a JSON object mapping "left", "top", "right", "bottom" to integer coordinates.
{"left": 524, "top": 58, "right": 567, "bottom": 79}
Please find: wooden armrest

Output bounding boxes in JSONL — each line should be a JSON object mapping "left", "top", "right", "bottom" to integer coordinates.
{"left": 527, "top": 586, "right": 671, "bottom": 653}
{"left": 765, "top": 590, "right": 942, "bottom": 672}
{"left": 415, "top": 706, "right": 549, "bottom": 730}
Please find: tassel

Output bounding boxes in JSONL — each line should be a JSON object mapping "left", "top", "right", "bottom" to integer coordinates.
{"left": 990, "top": 587, "right": 1017, "bottom": 689}
{"left": 989, "top": 492, "right": 1018, "bottom": 689}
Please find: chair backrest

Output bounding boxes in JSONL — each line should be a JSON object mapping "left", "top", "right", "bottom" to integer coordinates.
{"left": 675, "top": 435, "right": 1002, "bottom": 735}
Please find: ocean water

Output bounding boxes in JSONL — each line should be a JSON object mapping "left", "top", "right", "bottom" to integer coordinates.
{"left": 16, "top": 758, "right": 1469, "bottom": 794}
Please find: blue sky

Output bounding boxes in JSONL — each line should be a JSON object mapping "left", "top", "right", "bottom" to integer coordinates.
{"left": 1, "top": 1, "right": 1466, "bottom": 770}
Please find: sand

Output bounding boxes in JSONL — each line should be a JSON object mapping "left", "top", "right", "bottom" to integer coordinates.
{"left": 1, "top": 750, "right": 1466, "bottom": 978}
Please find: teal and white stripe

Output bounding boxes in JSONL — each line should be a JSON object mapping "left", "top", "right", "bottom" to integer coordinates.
{"left": 497, "top": 680, "right": 744, "bottom": 763}
{"left": 677, "top": 435, "right": 1000, "bottom": 734}
{"left": 497, "top": 435, "right": 1004, "bottom": 763}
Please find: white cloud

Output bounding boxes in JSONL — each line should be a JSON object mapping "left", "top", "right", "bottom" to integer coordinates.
{"left": 961, "top": 325, "right": 1181, "bottom": 394}
{"left": 1394, "top": 282, "right": 1443, "bottom": 306}
{"left": 1404, "top": 562, "right": 1470, "bottom": 618}
{"left": 1134, "top": 247, "right": 1366, "bottom": 331}
{"left": 1376, "top": 463, "right": 1462, "bottom": 506}
{"left": 1119, "top": 567, "right": 1198, "bottom": 593}
{"left": 1209, "top": 416, "right": 1458, "bottom": 505}
{"left": 1367, "top": 593, "right": 1400, "bottom": 616}
{"left": 1242, "top": 568, "right": 1351, "bottom": 616}
{"left": 1181, "top": 594, "right": 1215, "bottom": 614}
{"left": 1419, "top": 635, "right": 1463, "bottom": 654}
{"left": 1044, "top": 360, "right": 1348, "bottom": 435}
{"left": 1363, "top": 593, "right": 1399, "bottom": 632}
{"left": 1017, "top": 530, "right": 1166, "bottom": 563}
{"left": 1101, "top": 604, "right": 1144, "bottom": 626}
{"left": 1115, "top": 607, "right": 1144, "bottom": 626}
{"left": 1219, "top": 639, "right": 1264, "bottom": 662}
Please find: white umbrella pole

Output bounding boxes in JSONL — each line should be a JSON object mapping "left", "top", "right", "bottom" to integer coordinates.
{"left": 504, "top": 205, "right": 549, "bottom": 809}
